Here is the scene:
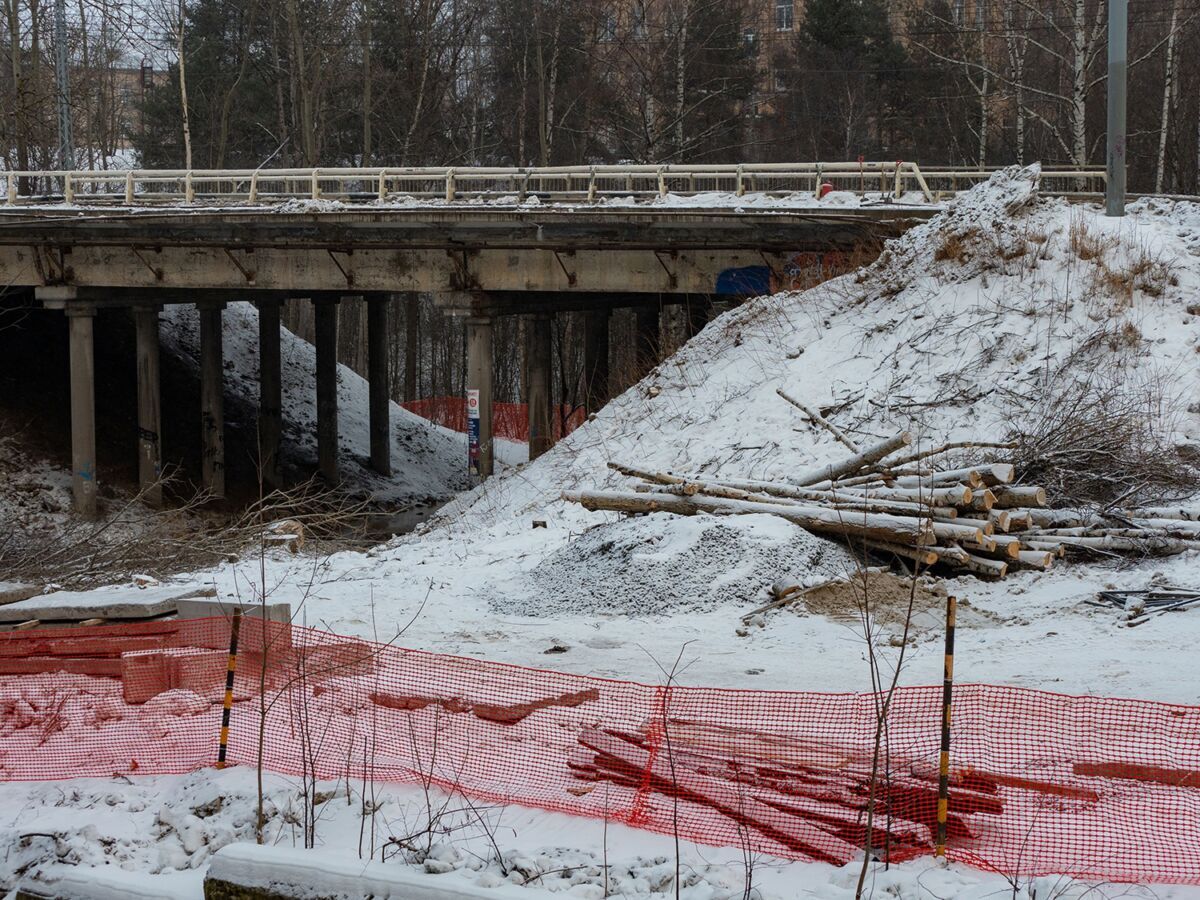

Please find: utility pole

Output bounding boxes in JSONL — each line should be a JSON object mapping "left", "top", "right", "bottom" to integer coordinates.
{"left": 1106, "top": 0, "right": 1127, "bottom": 217}
{"left": 54, "top": 0, "right": 74, "bottom": 170}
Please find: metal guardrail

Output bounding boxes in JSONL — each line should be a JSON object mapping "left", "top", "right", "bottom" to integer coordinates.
{"left": 0, "top": 162, "right": 1108, "bottom": 207}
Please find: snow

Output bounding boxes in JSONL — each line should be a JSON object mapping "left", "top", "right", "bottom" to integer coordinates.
{"left": 6, "top": 167, "right": 1200, "bottom": 897}
{"left": 160, "top": 301, "right": 483, "bottom": 504}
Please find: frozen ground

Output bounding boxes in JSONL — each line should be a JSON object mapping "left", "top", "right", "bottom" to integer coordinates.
{"left": 4, "top": 168, "right": 1200, "bottom": 897}
{"left": 4, "top": 769, "right": 1196, "bottom": 900}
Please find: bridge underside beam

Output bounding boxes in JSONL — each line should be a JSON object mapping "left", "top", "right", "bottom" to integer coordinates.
{"left": 19, "top": 248, "right": 787, "bottom": 296}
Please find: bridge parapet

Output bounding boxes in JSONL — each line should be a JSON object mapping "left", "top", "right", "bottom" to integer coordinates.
{"left": 0, "top": 162, "right": 1108, "bottom": 207}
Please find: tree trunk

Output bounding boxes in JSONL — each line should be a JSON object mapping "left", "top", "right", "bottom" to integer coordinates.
{"left": 1155, "top": 0, "right": 1181, "bottom": 194}
{"left": 178, "top": 0, "right": 193, "bottom": 170}
{"left": 361, "top": 0, "right": 372, "bottom": 164}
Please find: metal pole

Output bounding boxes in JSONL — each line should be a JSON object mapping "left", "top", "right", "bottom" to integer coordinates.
{"left": 54, "top": 0, "right": 74, "bottom": 169}
{"left": 1106, "top": 0, "right": 1128, "bottom": 217}
{"left": 935, "top": 594, "right": 957, "bottom": 859}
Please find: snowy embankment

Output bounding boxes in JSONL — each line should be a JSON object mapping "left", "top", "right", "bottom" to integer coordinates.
{"left": 182, "top": 165, "right": 1200, "bottom": 702}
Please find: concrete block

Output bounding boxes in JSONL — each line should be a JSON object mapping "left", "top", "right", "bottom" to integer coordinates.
{"left": 0, "top": 657, "right": 122, "bottom": 677}
{"left": 177, "top": 600, "right": 293, "bottom": 653}
{"left": 121, "top": 650, "right": 171, "bottom": 704}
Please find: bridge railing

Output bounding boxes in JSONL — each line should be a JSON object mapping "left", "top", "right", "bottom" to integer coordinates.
{"left": 0, "top": 162, "right": 1107, "bottom": 207}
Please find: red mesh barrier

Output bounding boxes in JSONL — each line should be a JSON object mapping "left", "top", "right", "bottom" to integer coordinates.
{"left": 402, "top": 396, "right": 586, "bottom": 442}
{"left": 2, "top": 618, "right": 1199, "bottom": 884}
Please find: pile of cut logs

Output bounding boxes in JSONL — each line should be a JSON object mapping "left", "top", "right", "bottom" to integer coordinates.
{"left": 561, "top": 397, "right": 1200, "bottom": 579}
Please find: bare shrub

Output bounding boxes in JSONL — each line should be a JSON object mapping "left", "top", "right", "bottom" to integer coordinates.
{"left": 1009, "top": 369, "right": 1200, "bottom": 509}
{"left": 1069, "top": 217, "right": 1116, "bottom": 261}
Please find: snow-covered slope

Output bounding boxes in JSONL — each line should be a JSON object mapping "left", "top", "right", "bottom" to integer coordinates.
{"left": 445, "top": 164, "right": 1200, "bottom": 529}
{"left": 161, "top": 301, "right": 473, "bottom": 503}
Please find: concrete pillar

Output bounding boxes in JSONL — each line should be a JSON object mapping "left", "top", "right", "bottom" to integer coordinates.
{"left": 634, "top": 303, "right": 661, "bottom": 379}
{"left": 133, "top": 305, "right": 162, "bottom": 507}
{"left": 404, "top": 292, "right": 419, "bottom": 401}
{"left": 66, "top": 304, "right": 97, "bottom": 518}
{"left": 466, "top": 315, "right": 494, "bottom": 478}
{"left": 256, "top": 298, "right": 283, "bottom": 488}
{"left": 315, "top": 297, "right": 340, "bottom": 484}
{"left": 367, "top": 294, "right": 391, "bottom": 476}
{"left": 526, "top": 312, "right": 553, "bottom": 460}
{"left": 199, "top": 303, "right": 226, "bottom": 499}
{"left": 685, "top": 295, "right": 709, "bottom": 339}
{"left": 583, "top": 308, "right": 610, "bottom": 414}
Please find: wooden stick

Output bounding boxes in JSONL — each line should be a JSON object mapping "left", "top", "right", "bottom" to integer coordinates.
{"left": 776, "top": 388, "right": 861, "bottom": 453}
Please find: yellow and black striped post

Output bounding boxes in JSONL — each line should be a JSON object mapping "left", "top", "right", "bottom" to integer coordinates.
{"left": 216, "top": 608, "right": 243, "bottom": 769}
{"left": 935, "top": 594, "right": 957, "bottom": 858}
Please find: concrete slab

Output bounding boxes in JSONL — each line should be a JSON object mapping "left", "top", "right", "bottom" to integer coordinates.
{"left": 0, "top": 585, "right": 215, "bottom": 623}
{"left": 176, "top": 598, "right": 291, "bottom": 624}
{"left": 0, "top": 582, "right": 43, "bottom": 606}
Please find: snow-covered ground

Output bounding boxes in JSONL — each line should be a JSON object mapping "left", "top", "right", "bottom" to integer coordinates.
{"left": 5, "top": 167, "right": 1200, "bottom": 898}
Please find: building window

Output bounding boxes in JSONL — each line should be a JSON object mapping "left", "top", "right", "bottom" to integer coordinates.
{"left": 743, "top": 27, "right": 757, "bottom": 48}
{"left": 975, "top": 0, "right": 987, "bottom": 29}
{"left": 953, "top": 0, "right": 966, "bottom": 23}
{"left": 775, "top": 0, "right": 793, "bottom": 31}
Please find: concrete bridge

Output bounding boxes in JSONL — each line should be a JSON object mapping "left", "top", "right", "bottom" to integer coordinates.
{"left": 0, "top": 163, "right": 1104, "bottom": 516}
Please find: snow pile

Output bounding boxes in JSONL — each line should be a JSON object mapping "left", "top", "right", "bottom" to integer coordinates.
{"left": 498, "top": 513, "right": 856, "bottom": 616}
{"left": 160, "top": 301, "right": 471, "bottom": 503}
{"left": 442, "top": 164, "right": 1200, "bottom": 530}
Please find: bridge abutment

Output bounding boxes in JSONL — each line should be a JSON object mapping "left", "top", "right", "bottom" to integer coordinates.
{"left": 583, "top": 309, "right": 611, "bottom": 416}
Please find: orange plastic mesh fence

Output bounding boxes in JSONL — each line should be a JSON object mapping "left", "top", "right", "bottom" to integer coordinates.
{"left": 2, "top": 617, "right": 1198, "bottom": 883}
{"left": 402, "top": 397, "right": 586, "bottom": 442}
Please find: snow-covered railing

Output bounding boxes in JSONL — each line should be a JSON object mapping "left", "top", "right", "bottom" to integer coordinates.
{"left": 0, "top": 162, "right": 1107, "bottom": 207}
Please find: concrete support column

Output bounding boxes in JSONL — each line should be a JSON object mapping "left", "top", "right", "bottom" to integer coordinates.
{"left": 66, "top": 304, "right": 98, "bottom": 518}
{"left": 133, "top": 305, "right": 163, "bottom": 507}
{"left": 315, "top": 297, "right": 340, "bottom": 484}
{"left": 466, "top": 315, "right": 494, "bottom": 478}
{"left": 685, "top": 295, "right": 709, "bottom": 339}
{"left": 404, "top": 292, "right": 419, "bottom": 402}
{"left": 526, "top": 312, "right": 553, "bottom": 460}
{"left": 634, "top": 303, "right": 661, "bottom": 379}
{"left": 256, "top": 298, "right": 283, "bottom": 488}
{"left": 367, "top": 294, "right": 391, "bottom": 476}
{"left": 583, "top": 308, "right": 610, "bottom": 414}
{"left": 199, "top": 302, "right": 226, "bottom": 499}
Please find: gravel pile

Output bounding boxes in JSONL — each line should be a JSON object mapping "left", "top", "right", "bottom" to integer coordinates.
{"left": 496, "top": 513, "right": 857, "bottom": 617}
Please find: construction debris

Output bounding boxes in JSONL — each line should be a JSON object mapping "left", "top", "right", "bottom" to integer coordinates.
{"left": 560, "top": 406, "right": 1200, "bottom": 581}
{"left": 1089, "top": 589, "right": 1200, "bottom": 627}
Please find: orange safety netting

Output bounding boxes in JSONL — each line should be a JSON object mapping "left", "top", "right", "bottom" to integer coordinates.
{"left": 402, "top": 397, "right": 586, "bottom": 443}
{"left": 2, "top": 617, "right": 1199, "bottom": 884}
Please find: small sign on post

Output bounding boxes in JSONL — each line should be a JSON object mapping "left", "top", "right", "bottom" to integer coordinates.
{"left": 467, "top": 389, "right": 481, "bottom": 478}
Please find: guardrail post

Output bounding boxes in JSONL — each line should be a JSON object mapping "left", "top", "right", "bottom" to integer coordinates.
{"left": 657, "top": 167, "right": 667, "bottom": 198}
{"left": 446, "top": 168, "right": 456, "bottom": 202}
{"left": 249, "top": 171, "right": 259, "bottom": 203}
{"left": 311, "top": 169, "right": 320, "bottom": 200}
{"left": 185, "top": 170, "right": 195, "bottom": 203}
{"left": 893, "top": 162, "right": 902, "bottom": 201}
{"left": 377, "top": 168, "right": 388, "bottom": 201}
{"left": 587, "top": 167, "right": 597, "bottom": 203}
{"left": 735, "top": 165, "right": 745, "bottom": 197}
{"left": 6, "top": 175, "right": 16, "bottom": 204}
{"left": 125, "top": 171, "right": 135, "bottom": 204}
{"left": 63, "top": 172, "right": 74, "bottom": 204}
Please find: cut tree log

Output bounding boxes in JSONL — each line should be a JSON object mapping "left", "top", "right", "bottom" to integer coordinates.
{"left": 797, "top": 432, "right": 913, "bottom": 488}
{"left": 991, "top": 485, "right": 1047, "bottom": 508}
{"left": 864, "top": 540, "right": 939, "bottom": 567}
{"left": 562, "top": 490, "right": 936, "bottom": 546}
{"left": 1011, "top": 550, "right": 1054, "bottom": 571}
{"left": 1123, "top": 506, "right": 1200, "bottom": 522}
{"left": 959, "top": 553, "right": 1008, "bottom": 578}
{"left": 892, "top": 469, "right": 984, "bottom": 490}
